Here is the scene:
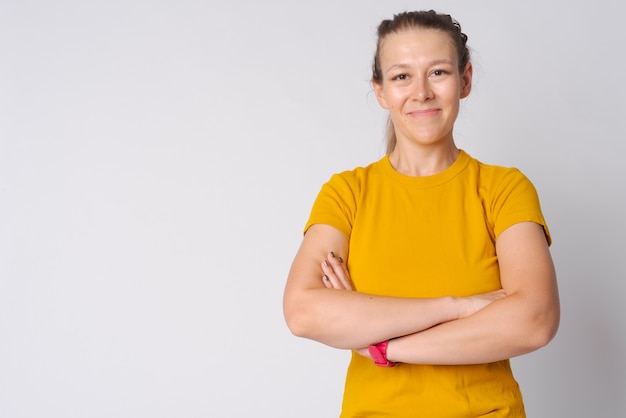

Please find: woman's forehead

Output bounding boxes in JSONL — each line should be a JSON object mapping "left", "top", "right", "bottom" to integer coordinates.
{"left": 379, "top": 29, "right": 457, "bottom": 64}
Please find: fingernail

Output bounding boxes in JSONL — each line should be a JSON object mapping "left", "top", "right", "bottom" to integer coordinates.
{"left": 330, "top": 251, "right": 335, "bottom": 258}
{"left": 323, "top": 260, "right": 328, "bottom": 267}
{"left": 338, "top": 256, "right": 343, "bottom": 264}
{"left": 323, "top": 275, "right": 329, "bottom": 281}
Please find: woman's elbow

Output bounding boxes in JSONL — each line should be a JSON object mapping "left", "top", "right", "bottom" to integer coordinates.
{"left": 283, "top": 296, "right": 315, "bottom": 339}
{"left": 284, "top": 309, "right": 309, "bottom": 338}
{"left": 526, "top": 307, "right": 560, "bottom": 351}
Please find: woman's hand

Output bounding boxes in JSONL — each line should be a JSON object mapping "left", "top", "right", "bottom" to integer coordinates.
{"left": 321, "top": 251, "right": 354, "bottom": 290}
{"left": 456, "top": 289, "right": 507, "bottom": 319}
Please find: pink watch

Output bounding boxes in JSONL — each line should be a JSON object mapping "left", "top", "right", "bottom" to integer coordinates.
{"left": 368, "top": 340, "right": 396, "bottom": 367}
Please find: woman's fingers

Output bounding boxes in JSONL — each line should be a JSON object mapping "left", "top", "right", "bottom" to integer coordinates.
{"left": 322, "top": 267, "right": 340, "bottom": 289}
{"left": 459, "top": 289, "right": 508, "bottom": 318}
{"left": 321, "top": 259, "right": 342, "bottom": 289}
{"left": 321, "top": 251, "right": 354, "bottom": 290}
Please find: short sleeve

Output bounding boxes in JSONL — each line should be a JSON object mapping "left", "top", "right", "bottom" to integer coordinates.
{"left": 304, "top": 172, "right": 359, "bottom": 239}
{"left": 489, "top": 168, "right": 552, "bottom": 245}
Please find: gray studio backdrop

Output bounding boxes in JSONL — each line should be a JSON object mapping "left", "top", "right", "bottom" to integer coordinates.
{"left": 1, "top": 0, "right": 624, "bottom": 417}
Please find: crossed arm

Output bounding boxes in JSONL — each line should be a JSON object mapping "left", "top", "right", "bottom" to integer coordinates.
{"left": 282, "top": 222, "right": 560, "bottom": 365}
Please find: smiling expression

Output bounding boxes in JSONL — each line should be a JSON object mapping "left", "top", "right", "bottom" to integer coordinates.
{"left": 373, "top": 28, "right": 472, "bottom": 150}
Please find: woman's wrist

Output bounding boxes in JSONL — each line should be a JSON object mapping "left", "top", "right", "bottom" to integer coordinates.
{"left": 386, "top": 338, "right": 398, "bottom": 363}
{"left": 440, "top": 295, "right": 464, "bottom": 322}
{"left": 369, "top": 340, "right": 397, "bottom": 367}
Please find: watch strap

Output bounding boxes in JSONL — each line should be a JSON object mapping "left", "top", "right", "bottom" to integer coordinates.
{"left": 368, "top": 340, "right": 396, "bottom": 367}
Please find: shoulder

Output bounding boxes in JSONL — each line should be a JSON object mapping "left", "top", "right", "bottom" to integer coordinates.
{"left": 464, "top": 153, "right": 536, "bottom": 194}
{"left": 306, "top": 158, "right": 385, "bottom": 238}
{"left": 463, "top": 152, "right": 549, "bottom": 242}
{"left": 323, "top": 157, "right": 386, "bottom": 190}
{"left": 469, "top": 154, "right": 527, "bottom": 179}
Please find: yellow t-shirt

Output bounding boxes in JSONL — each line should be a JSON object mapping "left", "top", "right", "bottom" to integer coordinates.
{"left": 305, "top": 150, "right": 550, "bottom": 418}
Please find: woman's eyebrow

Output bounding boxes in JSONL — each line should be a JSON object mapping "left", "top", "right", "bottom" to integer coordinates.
{"left": 385, "top": 59, "right": 454, "bottom": 73}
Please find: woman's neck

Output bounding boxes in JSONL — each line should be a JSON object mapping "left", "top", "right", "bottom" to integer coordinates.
{"left": 388, "top": 140, "right": 459, "bottom": 177}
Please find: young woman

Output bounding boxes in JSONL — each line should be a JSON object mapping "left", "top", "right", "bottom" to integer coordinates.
{"left": 283, "top": 10, "right": 560, "bottom": 417}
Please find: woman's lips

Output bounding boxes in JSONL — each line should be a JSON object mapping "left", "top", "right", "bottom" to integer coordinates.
{"left": 406, "top": 108, "right": 441, "bottom": 117}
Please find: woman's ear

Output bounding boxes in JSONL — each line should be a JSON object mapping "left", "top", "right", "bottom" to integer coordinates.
{"left": 460, "top": 62, "right": 473, "bottom": 99}
{"left": 372, "top": 81, "right": 390, "bottom": 109}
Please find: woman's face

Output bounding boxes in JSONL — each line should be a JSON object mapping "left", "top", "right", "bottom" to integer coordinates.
{"left": 373, "top": 28, "right": 472, "bottom": 149}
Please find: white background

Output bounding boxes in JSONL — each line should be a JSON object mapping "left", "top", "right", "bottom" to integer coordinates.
{"left": 1, "top": 0, "right": 625, "bottom": 416}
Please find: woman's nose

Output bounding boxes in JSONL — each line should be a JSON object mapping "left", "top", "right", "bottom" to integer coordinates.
{"left": 412, "top": 78, "right": 433, "bottom": 101}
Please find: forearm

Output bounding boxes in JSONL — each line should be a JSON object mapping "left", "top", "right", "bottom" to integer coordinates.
{"left": 285, "top": 288, "right": 460, "bottom": 349}
{"left": 384, "top": 223, "right": 560, "bottom": 366}
{"left": 285, "top": 225, "right": 468, "bottom": 349}
{"left": 386, "top": 291, "right": 560, "bottom": 365}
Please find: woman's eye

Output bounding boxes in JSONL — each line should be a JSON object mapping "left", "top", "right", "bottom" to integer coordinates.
{"left": 432, "top": 69, "right": 448, "bottom": 77}
{"left": 392, "top": 74, "right": 409, "bottom": 81}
